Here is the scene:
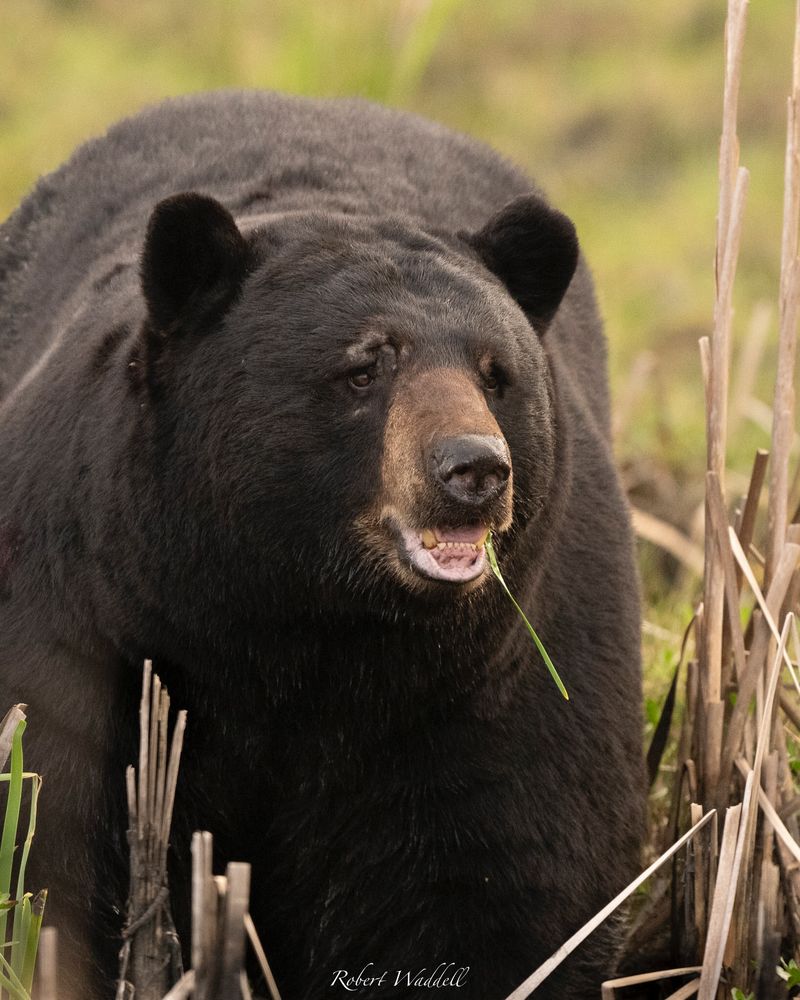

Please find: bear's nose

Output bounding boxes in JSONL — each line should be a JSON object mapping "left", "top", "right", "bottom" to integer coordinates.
{"left": 431, "top": 434, "right": 511, "bottom": 506}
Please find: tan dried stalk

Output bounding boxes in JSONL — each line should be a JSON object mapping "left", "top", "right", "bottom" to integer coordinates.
{"left": 706, "top": 0, "right": 749, "bottom": 621}
{"left": 600, "top": 967, "right": 701, "bottom": 999}
{"left": 702, "top": 0, "right": 750, "bottom": 814}
{"left": 767, "top": 0, "right": 800, "bottom": 584}
{"left": 117, "top": 662, "right": 186, "bottom": 1000}
{"left": 185, "top": 831, "right": 281, "bottom": 1000}
{"left": 503, "top": 811, "right": 716, "bottom": 1000}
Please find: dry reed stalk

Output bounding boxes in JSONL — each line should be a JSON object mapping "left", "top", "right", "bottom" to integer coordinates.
{"left": 161, "top": 971, "right": 195, "bottom": 1000}
{"left": 600, "top": 966, "right": 701, "bottom": 998}
{"left": 702, "top": 0, "right": 749, "bottom": 811}
{"left": 729, "top": 530, "right": 800, "bottom": 663}
{"left": 727, "top": 617, "right": 791, "bottom": 986}
{"left": 735, "top": 758, "right": 800, "bottom": 866}
{"left": 755, "top": 751, "right": 780, "bottom": 968}
{"left": 690, "top": 802, "right": 709, "bottom": 953}
{"left": 117, "top": 662, "right": 186, "bottom": 1000}
{"left": 184, "top": 831, "right": 281, "bottom": 1000}
{"left": 219, "top": 865, "right": 250, "bottom": 1000}
{"left": 706, "top": 472, "right": 747, "bottom": 686}
{"left": 781, "top": 689, "right": 800, "bottom": 732}
{"left": 718, "top": 540, "right": 799, "bottom": 820}
{"left": 664, "top": 979, "right": 701, "bottom": 1000}
{"left": 697, "top": 800, "right": 745, "bottom": 1000}
{"left": 734, "top": 448, "right": 769, "bottom": 582}
{"left": 190, "top": 831, "right": 215, "bottom": 1000}
{"left": 35, "top": 927, "right": 57, "bottom": 1000}
{"left": 641, "top": 5, "right": 800, "bottom": 991}
{"left": 767, "top": 0, "right": 800, "bottom": 584}
{"left": 502, "top": 811, "right": 716, "bottom": 1000}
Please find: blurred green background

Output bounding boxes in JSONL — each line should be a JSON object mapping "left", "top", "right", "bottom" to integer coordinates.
{"left": 1, "top": 0, "right": 797, "bottom": 708}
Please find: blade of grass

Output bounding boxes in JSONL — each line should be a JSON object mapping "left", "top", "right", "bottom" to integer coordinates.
{"left": 0, "top": 712, "right": 25, "bottom": 778}
{"left": 19, "top": 891, "right": 44, "bottom": 994}
{"left": 0, "top": 951, "right": 28, "bottom": 1000}
{"left": 9, "top": 897, "right": 29, "bottom": 991}
{"left": 0, "top": 722, "right": 25, "bottom": 964}
{"left": 11, "top": 769, "right": 40, "bottom": 979}
{"left": 485, "top": 535, "right": 569, "bottom": 700}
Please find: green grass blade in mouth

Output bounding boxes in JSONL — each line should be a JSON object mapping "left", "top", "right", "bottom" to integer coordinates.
{"left": 485, "top": 535, "right": 569, "bottom": 701}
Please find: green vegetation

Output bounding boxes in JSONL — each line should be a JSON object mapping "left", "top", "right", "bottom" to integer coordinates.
{"left": 486, "top": 534, "right": 569, "bottom": 700}
{"left": 778, "top": 957, "right": 800, "bottom": 989}
{"left": 0, "top": 0, "right": 796, "bottom": 703}
{"left": 0, "top": 721, "right": 44, "bottom": 1000}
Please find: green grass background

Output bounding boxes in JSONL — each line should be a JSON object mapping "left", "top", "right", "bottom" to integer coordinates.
{"left": 1, "top": 0, "right": 797, "bottom": 713}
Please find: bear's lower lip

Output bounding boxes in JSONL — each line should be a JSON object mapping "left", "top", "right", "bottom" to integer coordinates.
{"left": 398, "top": 524, "right": 489, "bottom": 584}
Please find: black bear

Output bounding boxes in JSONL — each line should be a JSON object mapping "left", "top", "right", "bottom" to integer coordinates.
{"left": 0, "top": 91, "right": 645, "bottom": 999}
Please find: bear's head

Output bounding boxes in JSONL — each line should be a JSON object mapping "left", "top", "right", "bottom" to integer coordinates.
{"left": 135, "top": 192, "right": 578, "bottom": 613}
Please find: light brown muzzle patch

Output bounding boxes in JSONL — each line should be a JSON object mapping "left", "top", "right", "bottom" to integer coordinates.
{"left": 380, "top": 366, "right": 513, "bottom": 530}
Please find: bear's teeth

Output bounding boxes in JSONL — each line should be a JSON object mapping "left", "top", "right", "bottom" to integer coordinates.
{"left": 420, "top": 529, "right": 487, "bottom": 552}
{"left": 421, "top": 529, "right": 438, "bottom": 549}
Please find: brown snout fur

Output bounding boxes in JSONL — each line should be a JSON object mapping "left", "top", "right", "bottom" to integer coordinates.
{"left": 381, "top": 367, "right": 513, "bottom": 527}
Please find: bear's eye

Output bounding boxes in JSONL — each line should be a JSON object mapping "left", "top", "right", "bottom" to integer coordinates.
{"left": 348, "top": 367, "right": 376, "bottom": 391}
{"left": 481, "top": 364, "right": 506, "bottom": 394}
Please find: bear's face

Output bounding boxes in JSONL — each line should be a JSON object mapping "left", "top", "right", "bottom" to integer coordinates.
{"left": 137, "top": 195, "right": 578, "bottom": 602}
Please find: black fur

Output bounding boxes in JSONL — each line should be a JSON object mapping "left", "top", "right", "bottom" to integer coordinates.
{"left": 0, "top": 91, "right": 645, "bottom": 1000}
{"left": 466, "top": 194, "right": 580, "bottom": 331}
{"left": 141, "top": 192, "right": 251, "bottom": 335}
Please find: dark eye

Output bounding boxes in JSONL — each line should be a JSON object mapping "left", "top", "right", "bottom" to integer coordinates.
{"left": 348, "top": 368, "right": 375, "bottom": 390}
{"left": 481, "top": 365, "right": 505, "bottom": 394}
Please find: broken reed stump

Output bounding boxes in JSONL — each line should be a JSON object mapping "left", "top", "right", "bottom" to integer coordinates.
{"left": 163, "top": 832, "right": 282, "bottom": 1000}
{"left": 112, "top": 662, "right": 282, "bottom": 1000}
{"left": 35, "top": 927, "right": 58, "bottom": 1000}
{"left": 117, "top": 661, "right": 186, "bottom": 1000}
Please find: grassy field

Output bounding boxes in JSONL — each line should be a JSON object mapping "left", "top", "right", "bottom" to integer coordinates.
{"left": 1, "top": 0, "right": 797, "bottom": 707}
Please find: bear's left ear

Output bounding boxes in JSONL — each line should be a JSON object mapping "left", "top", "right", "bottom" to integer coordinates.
{"left": 465, "top": 195, "right": 579, "bottom": 333}
{"left": 141, "top": 192, "right": 250, "bottom": 334}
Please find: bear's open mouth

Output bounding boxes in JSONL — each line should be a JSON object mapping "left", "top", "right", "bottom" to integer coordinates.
{"left": 398, "top": 523, "right": 490, "bottom": 584}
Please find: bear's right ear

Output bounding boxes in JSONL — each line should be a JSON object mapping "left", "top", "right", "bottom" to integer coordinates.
{"left": 141, "top": 192, "right": 250, "bottom": 334}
